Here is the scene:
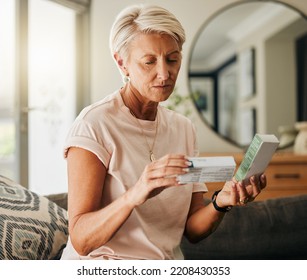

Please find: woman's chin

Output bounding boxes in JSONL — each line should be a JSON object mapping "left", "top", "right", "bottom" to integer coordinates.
{"left": 152, "top": 88, "right": 174, "bottom": 102}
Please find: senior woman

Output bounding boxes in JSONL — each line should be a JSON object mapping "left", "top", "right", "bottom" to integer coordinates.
{"left": 60, "top": 4, "right": 266, "bottom": 260}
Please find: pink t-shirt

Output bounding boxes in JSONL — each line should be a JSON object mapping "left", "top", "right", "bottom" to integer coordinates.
{"left": 61, "top": 91, "right": 207, "bottom": 260}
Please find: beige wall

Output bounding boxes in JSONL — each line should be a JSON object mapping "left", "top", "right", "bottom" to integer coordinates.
{"left": 90, "top": 0, "right": 306, "bottom": 153}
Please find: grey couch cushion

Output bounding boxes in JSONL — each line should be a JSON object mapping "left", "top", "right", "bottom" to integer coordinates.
{"left": 45, "top": 193, "right": 68, "bottom": 211}
{"left": 181, "top": 195, "right": 307, "bottom": 259}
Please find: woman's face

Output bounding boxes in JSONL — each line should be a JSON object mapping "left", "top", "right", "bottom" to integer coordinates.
{"left": 123, "top": 33, "right": 182, "bottom": 103}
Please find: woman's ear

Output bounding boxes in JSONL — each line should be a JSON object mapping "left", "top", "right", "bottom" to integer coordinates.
{"left": 114, "top": 52, "right": 128, "bottom": 76}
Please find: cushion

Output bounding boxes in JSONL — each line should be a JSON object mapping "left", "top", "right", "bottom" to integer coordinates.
{"left": 0, "top": 175, "right": 68, "bottom": 260}
{"left": 181, "top": 195, "right": 307, "bottom": 259}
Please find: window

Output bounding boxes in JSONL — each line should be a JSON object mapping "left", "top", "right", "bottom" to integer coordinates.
{"left": 0, "top": 0, "right": 17, "bottom": 181}
{"left": 0, "top": 0, "right": 90, "bottom": 194}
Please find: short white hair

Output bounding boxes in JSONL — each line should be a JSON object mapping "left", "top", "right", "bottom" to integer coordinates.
{"left": 109, "top": 4, "right": 186, "bottom": 59}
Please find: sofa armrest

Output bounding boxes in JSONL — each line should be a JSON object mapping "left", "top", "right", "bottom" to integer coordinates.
{"left": 45, "top": 193, "right": 68, "bottom": 210}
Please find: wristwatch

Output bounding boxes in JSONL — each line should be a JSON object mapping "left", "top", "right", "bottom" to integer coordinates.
{"left": 211, "top": 190, "right": 232, "bottom": 212}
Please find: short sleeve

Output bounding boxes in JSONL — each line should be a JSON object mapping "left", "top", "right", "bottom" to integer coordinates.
{"left": 63, "top": 119, "right": 111, "bottom": 168}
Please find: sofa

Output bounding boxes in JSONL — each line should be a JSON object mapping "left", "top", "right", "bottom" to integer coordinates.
{"left": 1, "top": 174, "right": 307, "bottom": 260}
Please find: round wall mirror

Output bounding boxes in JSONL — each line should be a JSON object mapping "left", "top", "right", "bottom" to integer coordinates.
{"left": 188, "top": 1, "right": 307, "bottom": 148}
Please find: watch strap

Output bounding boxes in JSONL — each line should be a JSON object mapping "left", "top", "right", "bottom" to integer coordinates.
{"left": 212, "top": 190, "right": 232, "bottom": 212}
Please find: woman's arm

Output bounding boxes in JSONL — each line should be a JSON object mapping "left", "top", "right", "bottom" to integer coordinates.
{"left": 185, "top": 174, "right": 266, "bottom": 243}
{"left": 184, "top": 192, "right": 226, "bottom": 243}
{"left": 67, "top": 147, "right": 136, "bottom": 256}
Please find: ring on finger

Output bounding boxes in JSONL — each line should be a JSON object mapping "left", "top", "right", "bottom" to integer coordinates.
{"left": 240, "top": 198, "right": 248, "bottom": 204}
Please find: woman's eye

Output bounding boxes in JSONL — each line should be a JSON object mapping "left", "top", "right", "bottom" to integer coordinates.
{"left": 167, "top": 58, "right": 178, "bottom": 63}
{"left": 145, "top": 61, "right": 154, "bottom": 65}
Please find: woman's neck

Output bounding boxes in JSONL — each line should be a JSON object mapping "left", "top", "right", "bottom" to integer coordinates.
{"left": 120, "top": 83, "right": 158, "bottom": 121}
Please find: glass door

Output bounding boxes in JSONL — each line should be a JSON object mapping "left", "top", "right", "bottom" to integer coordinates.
{"left": 0, "top": 0, "right": 18, "bottom": 181}
{"left": 27, "top": 0, "right": 77, "bottom": 195}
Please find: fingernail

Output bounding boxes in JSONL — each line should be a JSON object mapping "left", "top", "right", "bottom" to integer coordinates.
{"left": 185, "top": 160, "right": 193, "bottom": 166}
{"left": 177, "top": 181, "right": 186, "bottom": 185}
{"left": 182, "top": 168, "right": 190, "bottom": 172}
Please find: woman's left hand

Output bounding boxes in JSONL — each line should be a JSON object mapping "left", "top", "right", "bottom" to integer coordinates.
{"left": 216, "top": 174, "right": 267, "bottom": 207}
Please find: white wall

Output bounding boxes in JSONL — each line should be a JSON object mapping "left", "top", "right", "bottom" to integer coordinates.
{"left": 90, "top": 0, "right": 307, "bottom": 153}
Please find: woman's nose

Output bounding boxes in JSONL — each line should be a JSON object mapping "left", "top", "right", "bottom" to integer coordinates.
{"left": 156, "top": 61, "right": 170, "bottom": 80}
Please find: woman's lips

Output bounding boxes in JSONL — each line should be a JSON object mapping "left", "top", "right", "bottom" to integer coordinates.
{"left": 153, "top": 84, "right": 171, "bottom": 88}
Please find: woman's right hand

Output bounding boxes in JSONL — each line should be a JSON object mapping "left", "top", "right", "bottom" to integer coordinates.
{"left": 127, "top": 154, "right": 191, "bottom": 206}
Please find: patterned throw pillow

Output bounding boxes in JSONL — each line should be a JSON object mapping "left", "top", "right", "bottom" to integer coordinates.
{"left": 0, "top": 175, "right": 68, "bottom": 260}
